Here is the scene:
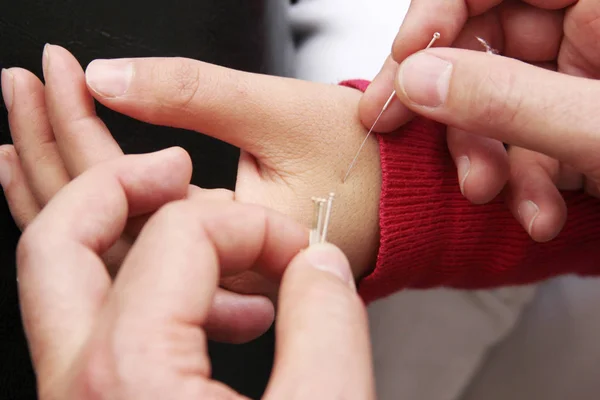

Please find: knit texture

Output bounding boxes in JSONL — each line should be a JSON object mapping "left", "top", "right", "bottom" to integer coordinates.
{"left": 341, "top": 80, "right": 600, "bottom": 304}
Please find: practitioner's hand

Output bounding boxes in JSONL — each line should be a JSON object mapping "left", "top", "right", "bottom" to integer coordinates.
{"left": 359, "top": 0, "right": 600, "bottom": 241}
{"left": 16, "top": 153, "right": 373, "bottom": 399}
{"left": 389, "top": 47, "right": 600, "bottom": 240}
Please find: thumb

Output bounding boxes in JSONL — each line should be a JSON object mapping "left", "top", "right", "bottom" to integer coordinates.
{"left": 265, "top": 243, "right": 374, "bottom": 399}
{"left": 393, "top": 48, "right": 600, "bottom": 175}
{"left": 84, "top": 57, "right": 341, "bottom": 158}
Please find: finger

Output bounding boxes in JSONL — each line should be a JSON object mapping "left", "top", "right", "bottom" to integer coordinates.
{"left": 504, "top": 147, "right": 567, "bottom": 242}
{"left": 43, "top": 45, "right": 123, "bottom": 176}
{"left": 359, "top": 56, "right": 414, "bottom": 132}
{"left": 361, "top": 6, "right": 505, "bottom": 133}
{"left": 0, "top": 145, "right": 40, "bottom": 230}
{"left": 393, "top": 48, "right": 600, "bottom": 173}
{"left": 94, "top": 201, "right": 306, "bottom": 397}
{"left": 364, "top": 0, "right": 474, "bottom": 132}
{"left": 84, "top": 57, "right": 342, "bottom": 156}
{"left": 559, "top": 0, "right": 600, "bottom": 79}
{"left": 105, "top": 183, "right": 273, "bottom": 345}
{"left": 3, "top": 67, "right": 70, "bottom": 204}
{"left": 109, "top": 199, "right": 307, "bottom": 328}
{"left": 446, "top": 127, "right": 509, "bottom": 204}
{"left": 17, "top": 147, "right": 192, "bottom": 376}
{"left": 499, "top": 1, "right": 564, "bottom": 62}
{"left": 391, "top": 0, "right": 470, "bottom": 63}
{"left": 204, "top": 289, "right": 274, "bottom": 344}
{"left": 264, "top": 244, "right": 374, "bottom": 399}
{"left": 522, "top": 0, "right": 576, "bottom": 10}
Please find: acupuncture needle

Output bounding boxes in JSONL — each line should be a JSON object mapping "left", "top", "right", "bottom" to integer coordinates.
{"left": 342, "top": 32, "right": 441, "bottom": 183}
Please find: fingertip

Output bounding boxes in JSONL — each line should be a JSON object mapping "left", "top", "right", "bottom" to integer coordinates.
{"left": 159, "top": 146, "right": 193, "bottom": 176}
{"left": 6, "top": 67, "right": 44, "bottom": 93}
{"left": 97, "top": 149, "right": 193, "bottom": 218}
{"left": 359, "top": 57, "right": 414, "bottom": 133}
{"left": 505, "top": 148, "right": 567, "bottom": 242}
{"left": 461, "top": 157, "right": 510, "bottom": 204}
{"left": 507, "top": 190, "right": 566, "bottom": 243}
{"left": 42, "top": 43, "right": 83, "bottom": 76}
{"left": 448, "top": 130, "right": 509, "bottom": 204}
{"left": 521, "top": 199, "right": 566, "bottom": 243}
{"left": 300, "top": 243, "right": 354, "bottom": 289}
{"left": 139, "top": 147, "right": 193, "bottom": 184}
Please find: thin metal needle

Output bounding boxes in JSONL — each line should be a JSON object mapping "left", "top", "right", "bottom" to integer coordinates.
{"left": 320, "top": 193, "right": 335, "bottom": 243}
{"left": 342, "top": 32, "right": 441, "bottom": 183}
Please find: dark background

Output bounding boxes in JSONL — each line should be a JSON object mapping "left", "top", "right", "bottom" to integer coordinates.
{"left": 0, "top": 0, "right": 294, "bottom": 398}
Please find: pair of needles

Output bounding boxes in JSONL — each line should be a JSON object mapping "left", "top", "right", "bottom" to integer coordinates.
{"left": 341, "top": 32, "right": 442, "bottom": 183}
{"left": 309, "top": 193, "right": 335, "bottom": 245}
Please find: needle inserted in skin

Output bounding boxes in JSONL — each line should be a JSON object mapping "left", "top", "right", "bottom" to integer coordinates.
{"left": 342, "top": 32, "right": 441, "bottom": 183}
{"left": 309, "top": 194, "right": 335, "bottom": 246}
{"left": 320, "top": 193, "right": 335, "bottom": 242}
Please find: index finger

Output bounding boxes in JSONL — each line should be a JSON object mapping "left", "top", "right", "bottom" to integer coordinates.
{"left": 43, "top": 44, "right": 123, "bottom": 176}
{"left": 360, "top": 0, "right": 473, "bottom": 130}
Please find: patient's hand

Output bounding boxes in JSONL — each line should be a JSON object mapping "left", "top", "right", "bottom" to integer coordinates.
{"left": 1, "top": 46, "right": 381, "bottom": 337}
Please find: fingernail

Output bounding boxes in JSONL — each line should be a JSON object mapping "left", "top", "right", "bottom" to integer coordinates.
{"left": 1, "top": 68, "right": 14, "bottom": 112}
{"left": 397, "top": 52, "right": 452, "bottom": 107}
{"left": 304, "top": 243, "right": 354, "bottom": 289}
{"left": 86, "top": 59, "right": 133, "bottom": 98}
{"left": 0, "top": 150, "right": 12, "bottom": 188}
{"left": 518, "top": 200, "right": 539, "bottom": 236}
{"left": 42, "top": 43, "right": 51, "bottom": 79}
{"left": 456, "top": 156, "right": 470, "bottom": 195}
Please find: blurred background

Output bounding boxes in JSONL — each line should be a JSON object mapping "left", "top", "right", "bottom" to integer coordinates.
{"left": 2, "top": 1, "right": 600, "bottom": 399}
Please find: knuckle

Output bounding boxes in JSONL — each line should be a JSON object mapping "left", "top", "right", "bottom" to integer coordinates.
{"left": 472, "top": 67, "right": 524, "bottom": 129}
{"left": 155, "top": 58, "right": 201, "bottom": 111}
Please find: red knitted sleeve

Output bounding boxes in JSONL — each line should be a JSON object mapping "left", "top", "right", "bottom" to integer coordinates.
{"left": 340, "top": 80, "right": 600, "bottom": 304}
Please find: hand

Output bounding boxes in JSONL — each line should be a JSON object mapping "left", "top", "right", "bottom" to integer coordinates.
{"left": 0, "top": 61, "right": 282, "bottom": 344}
{"left": 385, "top": 47, "right": 600, "bottom": 237}
{"left": 1, "top": 46, "right": 381, "bottom": 339}
{"left": 359, "top": 0, "right": 600, "bottom": 241}
{"left": 16, "top": 153, "right": 374, "bottom": 400}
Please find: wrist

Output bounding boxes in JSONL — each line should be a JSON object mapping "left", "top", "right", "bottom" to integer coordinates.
{"left": 334, "top": 80, "right": 382, "bottom": 282}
